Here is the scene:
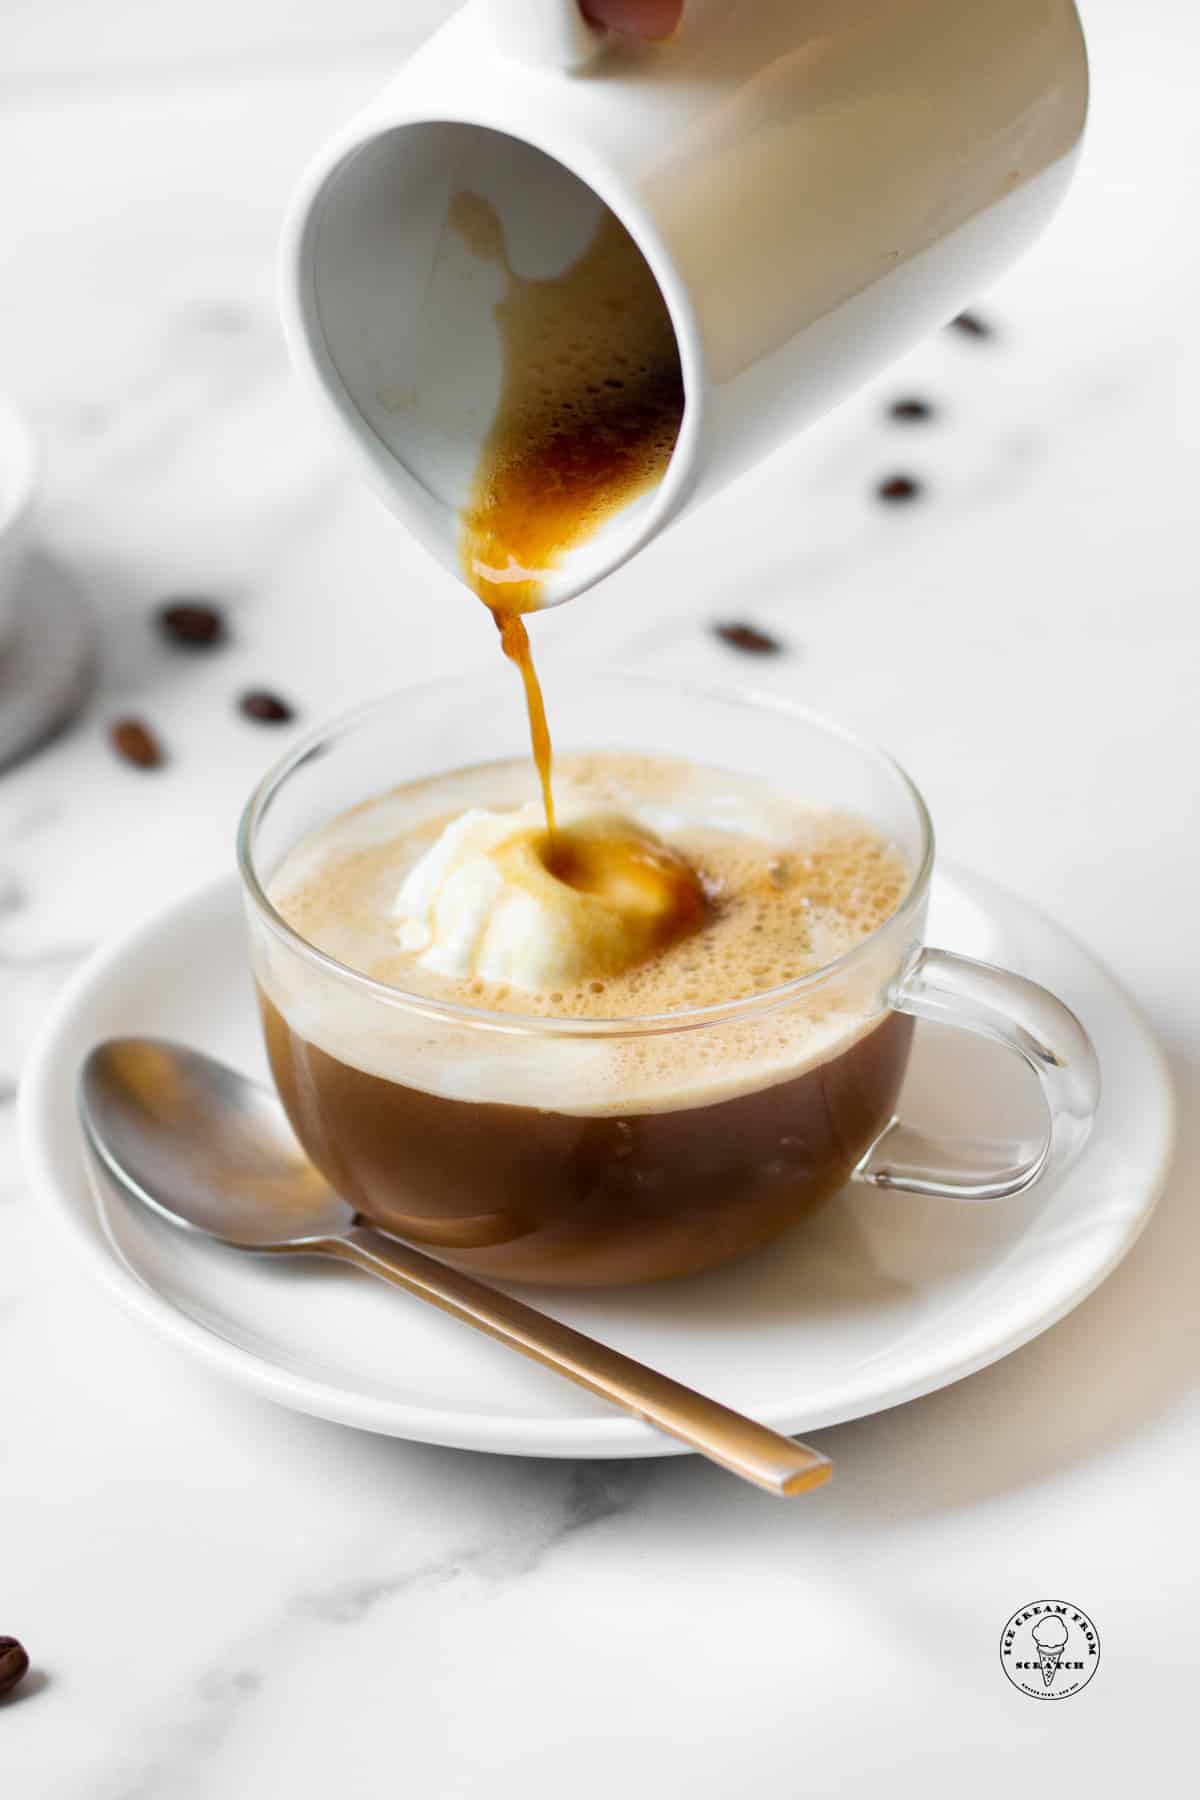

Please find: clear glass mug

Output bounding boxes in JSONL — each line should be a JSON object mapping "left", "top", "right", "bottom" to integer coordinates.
{"left": 238, "top": 673, "right": 1099, "bottom": 1287}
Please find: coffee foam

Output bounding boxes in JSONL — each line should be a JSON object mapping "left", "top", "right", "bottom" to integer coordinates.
{"left": 260, "top": 752, "right": 912, "bottom": 1116}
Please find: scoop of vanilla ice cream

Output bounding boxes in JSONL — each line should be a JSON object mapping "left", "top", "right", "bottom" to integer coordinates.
{"left": 392, "top": 807, "right": 704, "bottom": 990}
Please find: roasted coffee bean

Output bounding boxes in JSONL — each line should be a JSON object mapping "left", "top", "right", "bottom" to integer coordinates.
{"left": 949, "top": 311, "right": 991, "bottom": 339}
{"left": 157, "top": 600, "right": 226, "bottom": 648}
{"left": 713, "top": 621, "right": 784, "bottom": 656}
{"left": 888, "top": 398, "right": 934, "bottom": 422}
{"left": 110, "top": 718, "right": 165, "bottom": 768}
{"left": 0, "top": 1638, "right": 29, "bottom": 1698}
{"left": 239, "top": 689, "right": 295, "bottom": 725}
{"left": 876, "top": 475, "right": 922, "bottom": 504}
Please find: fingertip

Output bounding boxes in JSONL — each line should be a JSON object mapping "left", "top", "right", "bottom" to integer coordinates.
{"left": 581, "top": 0, "right": 685, "bottom": 43}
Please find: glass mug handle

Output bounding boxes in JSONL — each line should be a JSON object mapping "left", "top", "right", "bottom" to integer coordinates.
{"left": 855, "top": 949, "right": 1101, "bottom": 1201}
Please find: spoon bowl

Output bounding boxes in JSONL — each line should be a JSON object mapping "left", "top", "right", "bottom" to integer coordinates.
{"left": 81, "top": 1039, "right": 355, "bottom": 1247}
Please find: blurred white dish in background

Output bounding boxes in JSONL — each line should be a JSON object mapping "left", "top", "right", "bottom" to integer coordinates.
{"left": 0, "top": 396, "right": 93, "bottom": 771}
{"left": 0, "top": 395, "right": 36, "bottom": 651}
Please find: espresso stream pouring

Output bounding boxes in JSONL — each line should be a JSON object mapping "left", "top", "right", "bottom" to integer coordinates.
{"left": 78, "top": 1039, "right": 833, "bottom": 1497}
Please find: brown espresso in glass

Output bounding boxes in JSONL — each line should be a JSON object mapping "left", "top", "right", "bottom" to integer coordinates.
{"left": 260, "top": 754, "right": 914, "bottom": 1287}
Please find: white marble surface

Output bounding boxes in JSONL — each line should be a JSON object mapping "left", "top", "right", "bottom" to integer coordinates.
{"left": 1, "top": 1, "right": 1197, "bottom": 1790}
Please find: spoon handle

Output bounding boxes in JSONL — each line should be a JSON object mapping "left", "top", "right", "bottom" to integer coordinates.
{"left": 318, "top": 1224, "right": 831, "bottom": 1497}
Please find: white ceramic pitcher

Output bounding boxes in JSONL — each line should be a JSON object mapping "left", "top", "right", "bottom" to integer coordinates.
{"left": 280, "top": 0, "right": 1088, "bottom": 605}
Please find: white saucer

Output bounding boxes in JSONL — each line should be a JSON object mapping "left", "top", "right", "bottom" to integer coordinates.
{"left": 18, "top": 867, "right": 1173, "bottom": 1459}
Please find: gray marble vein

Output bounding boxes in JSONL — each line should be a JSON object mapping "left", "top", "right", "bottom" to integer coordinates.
{"left": 85, "top": 1460, "right": 654, "bottom": 1800}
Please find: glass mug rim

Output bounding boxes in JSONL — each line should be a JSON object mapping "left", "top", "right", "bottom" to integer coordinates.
{"left": 236, "top": 673, "right": 935, "bottom": 1041}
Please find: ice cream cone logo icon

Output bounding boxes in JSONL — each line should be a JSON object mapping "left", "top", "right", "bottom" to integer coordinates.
{"left": 1032, "top": 1616, "right": 1069, "bottom": 1687}
{"left": 1000, "top": 1599, "right": 1100, "bottom": 1700}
